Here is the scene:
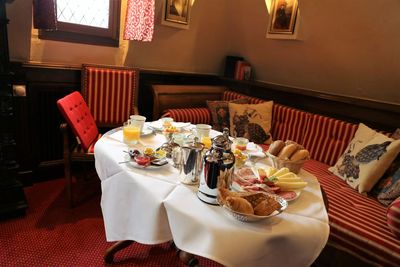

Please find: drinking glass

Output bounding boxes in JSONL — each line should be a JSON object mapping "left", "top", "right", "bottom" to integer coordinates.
{"left": 234, "top": 137, "right": 249, "bottom": 151}
{"left": 123, "top": 121, "right": 140, "bottom": 145}
{"left": 130, "top": 115, "right": 146, "bottom": 132}
{"left": 195, "top": 124, "right": 211, "bottom": 140}
{"left": 201, "top": 136, "right": 212, "bottom": 149}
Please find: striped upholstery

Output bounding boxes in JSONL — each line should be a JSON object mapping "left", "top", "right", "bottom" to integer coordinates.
{"left": 82, "top": 65, "right": 139, "bottom": 127}
{"left": 162, "top": 108, "right": 211, "bottom": 125}
{"left": 222, "top": 90, "right": 264, "bottom": 104}
{"left": 271, "top": 104, "right": 311, "bottom": 145}
{"left": 304, "top": 160, "right": 400, "bottom": 265}
{"left": 387, "top": 198, "right": 400, "bottom": 238}
{"left": 302, "top": 114, "right": 358, "bottom": 166}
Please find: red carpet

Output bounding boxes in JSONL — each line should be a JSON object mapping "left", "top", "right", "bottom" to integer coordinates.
{"left": 0, "top": 178, "right": 222, "bottom": 266}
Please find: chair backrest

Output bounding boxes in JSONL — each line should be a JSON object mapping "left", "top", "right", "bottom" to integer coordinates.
{"left": 82, "top": 64, "right": 139, "bottom": 127}
{"left": 57, "top": 91, "right": 99, "bottom": 151}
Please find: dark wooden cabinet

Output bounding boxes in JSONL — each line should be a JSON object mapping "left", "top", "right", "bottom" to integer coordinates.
{"left": 0, "top": 0, "right": 27, "bottom": 219}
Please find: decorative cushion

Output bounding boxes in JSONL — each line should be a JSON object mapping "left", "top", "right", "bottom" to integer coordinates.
{"left": 372, "top": 158, "right": 400, "bottom": 206}
{"left": 228, "top": 101, "right": 273, "bottom": 144}
{"left": 387, "top": 197, "right": 400, "bottom": 238}
{"left": 393, "top": 128, "right": 400, "bottom": 140}
{"left": 206, "top": 98, "right": 248, "bottom": 132}
{"left": 162, "top": 108, "right": 211, "bottom": 125}
{"left": 329, "top": 123, "right": 400, "bottom": 194}
{"left": 302, "top": 114, "right": 358, "bottom": 166}
{"left": 371, "top": 130, "right": 400, "bottom": 206}
{"left": 57, "top": 91, "right": 99, "bottom": 151}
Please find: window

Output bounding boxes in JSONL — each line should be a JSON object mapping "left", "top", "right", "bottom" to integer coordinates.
{"left": 39, "top": 0, "right": 121, "bottom": 47}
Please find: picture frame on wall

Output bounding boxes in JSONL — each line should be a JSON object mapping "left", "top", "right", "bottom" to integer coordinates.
{"left": 267, "top": 0, "right": 300, "bottom": 39}
{"left": 162, "top": 0, "right": 191, "bottom": 30}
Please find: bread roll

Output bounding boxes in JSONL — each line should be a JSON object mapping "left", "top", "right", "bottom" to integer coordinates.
{"left": 241, "top": 192, "right": 268, "bottom": 208}
{"left": 277, "top": 144, "right": 298, "bottom": 160}
{"left": 290, "top": 149, "right": 309, "bottom": 161}
{"left": 225, "top": 196, "right": 254, "bottom": 214}
{"left": 254, "top": 198, "right": 281, "bottom": 216}
{"left": 268, "top": 140, "right": 285, "bottom": 156}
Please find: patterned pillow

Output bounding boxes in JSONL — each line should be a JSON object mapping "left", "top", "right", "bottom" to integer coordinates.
{"left": 207, "top": 98, "right": 248, "bottom": 132}
{"left": 228, "top": 101, "right": 273, "bottom": 144}
{"left": 329, "top": 123, "right": 400, "bottom": 194}
{"left": 371, "top": 129, "right": 400, "bottom": 205}
{"left": 387, "top": 197, "right": 400, "bottom": 238}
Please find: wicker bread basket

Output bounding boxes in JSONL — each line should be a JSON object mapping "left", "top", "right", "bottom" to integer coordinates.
{"left": 266, "top": 141, "right": 309, "bottom": 174}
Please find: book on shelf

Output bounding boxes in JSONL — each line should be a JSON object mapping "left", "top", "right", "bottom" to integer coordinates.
{"left": 234, "top": 61, "right": 252, "bottom": 80}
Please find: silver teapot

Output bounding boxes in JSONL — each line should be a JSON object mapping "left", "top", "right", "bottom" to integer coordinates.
{"left": 172, "top": 137, "right": 204, "bottom": 185}
{"left": 197, "top": 128, "right": 235, "bottom": 205}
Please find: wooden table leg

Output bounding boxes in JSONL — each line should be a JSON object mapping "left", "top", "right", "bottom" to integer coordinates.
{"left": 104, "top": 240, "right": 134, "bottom": 263}
{"left": 179, "top": 250, "right": 199, "bottom": 267}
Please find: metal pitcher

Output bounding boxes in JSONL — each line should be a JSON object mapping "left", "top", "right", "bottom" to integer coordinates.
{"left": 197, "top": 128, "right": 235, "bottom": 205}
{"left": 172, "top": 137, "right": 204, "bottom": 185}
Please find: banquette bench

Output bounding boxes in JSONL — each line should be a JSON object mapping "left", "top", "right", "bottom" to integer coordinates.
{"left": 151, "top": 84, "right": 400, "bottom": 266}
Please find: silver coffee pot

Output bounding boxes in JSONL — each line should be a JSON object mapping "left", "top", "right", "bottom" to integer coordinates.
{"left": 197, "top": 128, "right": 235, "bottom": 205}
{"left": 172, "top": 137, "right": 204, "bottom": 185}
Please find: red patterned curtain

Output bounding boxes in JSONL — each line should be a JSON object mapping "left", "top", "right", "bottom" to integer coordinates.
{"left": 123, "top": 0, "right": 155, "bottom": 41}
{"left": 33, "top": 0, "right": 57, "bottom": 30}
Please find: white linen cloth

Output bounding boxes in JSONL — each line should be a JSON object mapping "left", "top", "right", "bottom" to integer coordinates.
{"left": 95, "top": 129, "right": 179, "bottom": 243}
{"left": 163, "top": 167, "right": 329, "bottom": 267}
{"left": 95, "top": 126, "right": 329, "bottom": 266}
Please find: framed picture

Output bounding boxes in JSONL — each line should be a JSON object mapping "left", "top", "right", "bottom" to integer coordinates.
{"left": 161, "top": 0, "right": 191, "bottom": 29}
{"left": 267, "top": 0, "right": 299, "bottom": 39}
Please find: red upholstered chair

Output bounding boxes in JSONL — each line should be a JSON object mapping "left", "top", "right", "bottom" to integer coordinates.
{"left": 57, "top": 91, "right": 102, "bottom": 207}
{"left": 81, "top": 64, "right": 140, "bottom": 128}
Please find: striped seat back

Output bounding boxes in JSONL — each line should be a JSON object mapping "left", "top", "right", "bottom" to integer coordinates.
{"left": 82, "top": 65, "right": 139, "bottom": 127}
{"left": 302, "top": 114, "right": 358, "bottom": 165}
{"left": 271, "top": 104, "right": 311, "bottom": 145}
{"left": 222, "top": 90, "right": 264, "bottom": 104}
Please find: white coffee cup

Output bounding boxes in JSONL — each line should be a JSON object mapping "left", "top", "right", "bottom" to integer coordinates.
{"left": 195, "top": 124, "right": 212, "bottom": 139}
{"left": 130, "top": 115, "right": 146, "bottom": 132}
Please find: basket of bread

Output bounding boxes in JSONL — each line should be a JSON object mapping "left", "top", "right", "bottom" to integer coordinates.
{"left": 266, "top": 140, "right": 310, "bottom": 174}
{"left": 217, "top": 188, "right": 288, "bottom": 222}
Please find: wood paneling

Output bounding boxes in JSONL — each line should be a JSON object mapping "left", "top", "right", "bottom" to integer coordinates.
{"left": 11, "top": 63, "right": 399, "bottom": 182}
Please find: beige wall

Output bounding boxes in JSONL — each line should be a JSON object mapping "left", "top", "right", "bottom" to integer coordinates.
{"left": 227, "top": 0, "right": 400, "bottom": 104}
{"left": 6, "top": 0, "right": 400, "bottom": 104}
{"left": 7, "top": 0, "right": 229, "bottom": 73}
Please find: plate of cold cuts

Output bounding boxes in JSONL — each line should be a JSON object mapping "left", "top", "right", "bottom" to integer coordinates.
{"left": 276, "top": 190, "right": 301, "bottom": 202}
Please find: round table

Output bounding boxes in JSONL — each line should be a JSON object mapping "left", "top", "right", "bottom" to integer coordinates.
{"left": 94, "top": 125, "right": 330, "bottom": 267}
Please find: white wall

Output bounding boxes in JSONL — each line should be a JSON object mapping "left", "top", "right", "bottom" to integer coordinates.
{"left": 227, "top": 0, "right": 400, "bottom": 104}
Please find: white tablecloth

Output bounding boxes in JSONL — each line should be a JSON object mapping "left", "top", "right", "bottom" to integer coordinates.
{"left": 94, "top": 127, "right": 330, "bottom": 266}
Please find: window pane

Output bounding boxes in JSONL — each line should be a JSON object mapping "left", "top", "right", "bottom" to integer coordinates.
{"left": 57, "top": 0, "right": 109, "bottom": 29}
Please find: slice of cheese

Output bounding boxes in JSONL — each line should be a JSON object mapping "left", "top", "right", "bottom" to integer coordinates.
{"left": 272, "top": 167, "right": 290, "bottom": 177}
{"left": 275, "top": 172, "right": 297, "bottom": 179}
{"left": 275, "top": 181, "right": 308, "bottom": 190}
{"left": 275, "top": 177, "right": 304, "bottom": 183}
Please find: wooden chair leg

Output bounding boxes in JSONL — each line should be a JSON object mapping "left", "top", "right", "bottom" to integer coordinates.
{"left": 61, "top": 123, "right": 74, "bottom": 208}
{"left": 104, "top": 240, "right": 135, "bottom": 263}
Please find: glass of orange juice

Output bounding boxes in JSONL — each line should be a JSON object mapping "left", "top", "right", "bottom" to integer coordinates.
{"left": 123, "top": 121, "right": 140, "bottom": 145}
{"left": 201, "top": 136, "right": 212, "bottom": 149}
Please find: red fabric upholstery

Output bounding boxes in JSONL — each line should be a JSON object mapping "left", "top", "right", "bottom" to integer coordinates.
{"left": 271, "top": 104, "right": 311, "bottom": 145}
{"left": 82, "top": 65, "right": 139, "bottom": 127}
{"left": 162, "top": 108, "right": 211, "bottom": 125}
{"left": 387, "top": 198, "right": 400, "bottom": 238}
{"left": 222, "top": 90, "right": 264, "bottom": 104}
{"left": 302, "top": 114, "right": 358, "bottom": 166}
{"left": 57, "top": 91, "right": 99, "bottom": 151}
{"left": 303, "top": 160, "right": 400, "bottom": 265}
